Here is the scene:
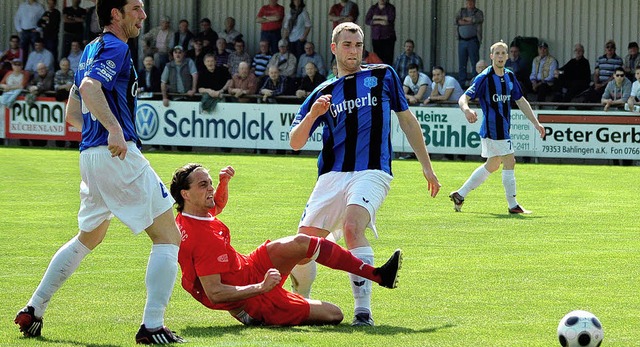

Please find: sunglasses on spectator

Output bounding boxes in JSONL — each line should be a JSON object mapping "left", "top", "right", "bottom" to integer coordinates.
{"left": 615, "top": 74, "right": 625, "bottom": 77}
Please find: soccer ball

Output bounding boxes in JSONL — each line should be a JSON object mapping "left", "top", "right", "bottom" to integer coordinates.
{"left": 557, "top": 310, "right": 604, "bottom": 347}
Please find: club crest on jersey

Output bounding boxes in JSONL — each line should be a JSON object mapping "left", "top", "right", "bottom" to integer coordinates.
{"left": 363, "top": 76, "right": 377, "bottom": 89}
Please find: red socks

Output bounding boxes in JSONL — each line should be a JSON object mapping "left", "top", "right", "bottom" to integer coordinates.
{"left": 306, "top": 237, "right": 381, "bottom": 283}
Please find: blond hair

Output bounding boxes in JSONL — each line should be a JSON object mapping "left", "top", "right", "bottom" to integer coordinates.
{"left": 490, "top": 41, "right": 508, "bottom": 54}
{"left": 331, "top": 22, "right": 364, "bottom": 44}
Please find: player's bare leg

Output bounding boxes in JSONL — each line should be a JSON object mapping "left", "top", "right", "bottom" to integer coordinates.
{"left": 304, "top": 300, "right": 343, "bottom": 325}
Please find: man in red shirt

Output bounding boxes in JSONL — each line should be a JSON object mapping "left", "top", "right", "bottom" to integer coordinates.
{"left": 170, "top": 163, "right": 402, "bottom": 326}
{"left": 255, "top": 0, "right": 285, "bottom": 56}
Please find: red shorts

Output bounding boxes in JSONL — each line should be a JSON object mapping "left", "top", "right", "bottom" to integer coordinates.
{"left": 236, "top": 241, "right": 311, "bottom": 326}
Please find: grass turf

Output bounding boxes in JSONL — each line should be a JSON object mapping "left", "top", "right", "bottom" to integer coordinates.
{"left": 0, "top": 147, "right": 637, "bottom": 346}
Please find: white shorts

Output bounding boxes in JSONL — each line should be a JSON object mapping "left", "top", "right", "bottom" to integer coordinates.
{"left": 298, "top": 170, "right": 393, "bottom": 241}
{"left": 481, "top": 138, "right": 514, "bottom": 158}
{"left": 77, "top": 142, "right": 175, "bottom": 234}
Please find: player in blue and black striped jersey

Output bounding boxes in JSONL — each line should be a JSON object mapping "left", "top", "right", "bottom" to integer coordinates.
{"left": 288, "top": 22, "right": 440, "bottom": 327}
{"left": 450, "top": 41, "right": 545, "bottom": 214}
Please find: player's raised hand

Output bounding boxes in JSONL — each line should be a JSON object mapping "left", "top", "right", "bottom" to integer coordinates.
{"left": 261, "top": 268, "right": 281, "bottom": 293}
{"left": 463, "top": 109, "right": 478, "bottom": 123}
{"left": 107, "top": 129, "right": 127, "bottom": 160}
{"left": 310, "top": 94, "right": 332, "bottom": 118}
{"left": 423, "top": 168, "right": 441, "bottom": 198}
{"left": 219, "top": 166, "right": 235, "bottom": 183}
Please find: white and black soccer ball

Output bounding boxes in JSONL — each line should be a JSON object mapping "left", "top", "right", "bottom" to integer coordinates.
{"left": 557, "top": 310, "right": 604, "bottom": 347}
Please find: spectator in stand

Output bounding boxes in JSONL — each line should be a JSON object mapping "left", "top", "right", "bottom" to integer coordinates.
{"left": 623, "top": 42, "right": 640, "bottom": 80}
{"left": 454, "top": 0, "right": 483, "bottom": 87}
{"left": 627, "top": 66, "right": 640, "bottom": 113}
{"left": 365, "top": 0, "right": 396, "bottom": 65}
{"left": 393, "top": 39, "right": 424, "bottom": 81}
{"left": 528, "top": 41, "right": 558, "bottom": 101}
{"left": 601, "top": 67, "right": 631, "bottom": 111}
{"left": 505, "top": 43, "right": 527, "bottom": 87}
{"left": 173, "top": 19, "right": 195, "bottom": 52}
{"left": 25, "top": 38, "right": 54, "bottom": 74}
{"left": 328, "top": 0, "right": 359, "bottom": 29}
{"left": 197, "top": 18, "right": 218, "bottom": 50}
{"left": 218, "top": 17, "right": 243, "bottom": 52}
{"left": 1, "top": 36, "right": 24, "bottom": 78}
{"left": 66, "top": 40, "right": 82, "bottom": 72}
{"left": 14, "top": 0, "right": 45, "bottom": 57}
{"left": 424, "top": 65, "right": 464, "bottom": 105}
{"left": 256, "top": 0, "right": 285, "bottom": 55}
{"left": 252, "top": 40, "right": 272, "bottom": 79}
{"left": 197, "top": 54, "right": 232, "bottom": 112}
{"left": 228, "top": 39, "right": 251, "bottom": 76}
{"left": 83, "top": 0, "right": 100, "bottom": 45}
{"left": 295, "top": 62, "right": 326, "bottom": 99}
{"left": 143, "top": 16, "right": 172, "bottom": 72}
{"left": 27, "top": 62, "right": 54, "bottom": 99}
{"left": 296, "top": 41, "right": 326, "bottom": 78}
{"left": 38, "top": 0, "right": 61, "bottom": 66}
{"left": 587, "top": 40, "right": 623, "bottom": 103}
{"left": 161, "top": 45, "right": 198, "bottom": 108}
{"left": 553, "top": 43, "right": 591, "bottom": 104}
{"left": 53, "top": 57, "right": 74, "bottom": 101}
{"left": 362, "top": 48, "right": 383, "bottom": 64}
{"left": 0, "top": 59, "right": 29, "bottom": 108}
{"left": 268, "top": 39, "right": 297, "bottom": 78}
{"left": 214, "top": 38, "right": 231, "bottom": 71}
{"left": 227, "top": 61, "right": 258, "bottom": 103}
{"left": 402, "top": 63, "right": 431, "bottom": 105}
{"left": 326, "top": 59, "right": 338, "bottom": 79}
{"left": 138, "top": 55, "right": 162, "bottom": 95}
{"left": 62, "top": 0, "right": 86, "bottom": 57}
{"left": 260, "top": 65, "right": 289, "bottom": 103}
{"left": 187, "top": 37, "right": 208, "bottom": 73}
{"left": 282, "top": 0, "right": 312, "bottom": 59}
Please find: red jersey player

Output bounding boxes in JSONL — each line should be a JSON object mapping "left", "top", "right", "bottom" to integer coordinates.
{"left": 169, "top": 163, "right": 403, "bottom": 326}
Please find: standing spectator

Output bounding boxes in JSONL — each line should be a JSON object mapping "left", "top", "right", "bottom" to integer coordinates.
{"left": 62, "top": 0, "right": 86, "bottom": 58}
{"left": 424, "top": 65, "right": 464, "bottom": 105}
{"left": 0, "top": 59, "right": 29, "bottom": 108}
{"left": 296, "top": 41, "right": 326, "bottom": 78}
{"left": 161, "top": 45, "right": 198, "bottom": 107}
{"left": 213, "top": 38, "right": 230, "bottom": 71}
{"left": 528, "top": 41, "right": 558, "bottom": 101}
{"left": 218, "top": 17, "right": 243, "bottom": 51}
{"left": 259, "top": 65, "right": 289, "bottom": 102}
{"left": 227, "top": 39, "right": 251, "bottom": 76}
{"left": 83, "top": 0, "right": 100, "bottom": 45}
{"left": 505, "top": 43, "right": 527, "bottom": 87}
{"left": 142, "top": 16, "right": 172, "bottom": 71}
{"left": 27, "top": 62, "right": 54, "bottom": 103}
{"left": 623, "top": 42, "right": 640, "bottom": 80}
{"left": 256, "top": 0, "right": 285, "bottom": 55}
{"left": 197, "top": 54, "right": 232, "bottom": 112}
{"left": 38, "top": 0, "right": 61, "bottom": 66}
{"left": 186, "top": 37, "right": 207, "bottom": 72}
{"left": 173, "top": 19, "right": 195, "bottom": 52}
{"left": 627, "top": 66, "right": 640, "bottom": 112}
{"left": 328, "top": 0, "right": 359, "bottom": 29}
{"left": 553, "top": 43, "right": 591, "bottom": 104}
{"left": 14, "top": 0, "right": 45, "bottom": 57}
{"left": 25, "top": 38, "right": 55, "bottom": 74}
{"left": 282, "top": 0, "right": 312, "bottom": 59}
{"left": 365, "top": 0, "right": 396, "bottom": 65}
{"left": 393, "top": 39, "right": 424, "bottom": 81}
{"left": 268, "top": 39, "right": 297, "bottom": 78}
{"left": 1, "top": 36, "right": 24, "bottom": 78}
{"left": 295, "top": 62, "right": 326, "bottom": 98}
{"left": 138, "top": 55, "right": 162, "bottom": 94}
{"left": 196, "top": 18, "right": 218, "bottom": 49}
{"left": 601, "top": 67, "right": 631, "bottom": 111}
{"left": 227, "top": 61, "right": 258, "bottom": 103}
{"left": 66, "top": 40, "right": 82, "bottom": 72}
{"left": 402, "top": 63, "right": 431, "bottom": 105}
{"left": 587, "top": 40, "right": 623, "bottom": 103}
{"left": 53, "top": 57, "right": 74, "bottom": 101}
{"left": 252, "top": 40, "right": 272, "bottom": 79}
{"left": 454, "top": 0, "right": 483, "bottom": 87}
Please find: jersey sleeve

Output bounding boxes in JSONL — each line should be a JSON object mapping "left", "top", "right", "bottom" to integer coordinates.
{"left": 387, "top": 66, "right": 409, "bottom": 112}
{"left": 85, "top": 41, "right": 129, "bottom": 91}
{"left": 465, "top": 72, "right": 486, "bottom": 100}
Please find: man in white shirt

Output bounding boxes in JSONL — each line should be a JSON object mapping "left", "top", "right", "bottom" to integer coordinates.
{"left": 424, "top": 65, "right": 464, "bottom": 105}
{"left": 14, "top": 0, "right": 45, "bottom": 56}
{"left": 402, "top": 63, "right": 431, "bottom": 105}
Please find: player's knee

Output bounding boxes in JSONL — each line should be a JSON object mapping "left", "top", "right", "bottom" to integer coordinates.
{"left": 324, "top": 305, "right": 343, "bottom": 324}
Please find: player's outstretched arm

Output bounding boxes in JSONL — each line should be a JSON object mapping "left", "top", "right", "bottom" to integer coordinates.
{"left": 212, "top": 166, "right": 235, "bottom": 216}
{"left": 515, "top": 97, "right": 545, "bottom": 138}
{"left": 289, "top": 94, "right": 331, "bottom": 150}
{"left": 199, "top": 269, "right": 281, "bottom": 304}
{"left": 396, "top": 109, "right": 441, "bottom": 198}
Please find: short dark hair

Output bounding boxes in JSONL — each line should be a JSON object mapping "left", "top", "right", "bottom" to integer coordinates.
{"left": 432, "top": 65, "right": 445, "bottom": 73}
{"left": 170, "top": 163, "right": 204, "bottom": 213}
{"left": 97, "top": 0, "right": 128, "bottom": 28}
{"left": 407, "top": 63, "right": 419, "bottom": 71}
{"left": 200, "top": 18, "right": 211, "bottom": 24}
{"left": 404, "top": 39, "right": 415, "bottom": 46}
{"left": 615, "top": 67, "right": 625, "bottom": 74}
{"left": 10, "top": 35, "right": 19, "bottom": 42}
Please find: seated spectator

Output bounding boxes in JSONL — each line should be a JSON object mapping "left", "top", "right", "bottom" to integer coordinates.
{"left": 601, "top": 67, "right": 631, "bottom": 111}
{"left": 624, "top": 42, "right": 640, "bottom": 80}
{"left": 161, "top": 45, "right": 198, "bottom": 108}
{"left": 627, "top": 66, "right": 640, "bottom": 112}
{"left": 327, "top": 59, "right": 338, "bottom": 79}
{"left": 26, "top": 62, "right": 53, "bottom": 107}
{"left": 227, "top": 39, "right": 251, "bottom": 76}
{"left": 53, "top": 57, "right": 74, "bottom": 101}
{"left": 587, "top": 40, "right": 623, "bottom": 103}
{"left": 259, "top": 65, "right": 289, "bottom": 103}
{"left": 393, "top": 39, "right": 424, "bottom": 81}
{"left": 25, "top": 38, "right": 55, "bottom": 74}
{"left": 475, "top": 59, "right": 488, "bottom": 74}
{"left": 296, "top": 41, "right": 325, "bottom": 78}
{"left": 197, "top": 18, "right": 218, "bottom": 50}
{"left": 142, "top": 15, "right": 172, "bottom": 70}
{"left": 362, "top": 49, "right": 383, "bottom": 64}
{"left": 174, "top": 19, "right": 195, "bottom": 51}
{"left": 505, "top": 43, "right": 528, "bottom": 87}
{"left": 214, "top": 38, "right": 230, "bottom": 71}
{"left": 553, "top": 43, "right": 591, "bottom": 104}
{"left": 424, "top": 65, "right": 464, "bottom": 105}
{"left": 218, "top": 17, "right": 243, "bottom": 52}
{"left": 186, "top": 37, "right": 208, "bottom": 72}
{"left": 197, "top": 54, "right": 232, "bottom": 112}
{"left": 66, "top": 39, "right": 82, "bottom": 72}
{"left": 0, "top": 35, "right": 24, "bottom": 78}
{"left": 0, "top": 59, "right": 29, "bottom": 108}
{"left": 529, "top": 41, "right": 558, "bottom": 101}
{"left": 402, "top": 63, "right": 431, "bottom": 105}
{"left": 251, "top": 40, "right": 272, "bottom": 79}
{"left": 138, "top": 55, "right": 162, "bottom": 95}
{"left": 227, "top": 61, "right": 258, "bottom": 103}
{"left": 296, "top": 62, "right": 326, "bottom": 98}
{"left": 268, "top": 39, "right": 297, "bottom": 78}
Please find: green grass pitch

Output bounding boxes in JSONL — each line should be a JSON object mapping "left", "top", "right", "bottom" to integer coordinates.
{"left": 0, "top": 147, "right": 638, "bottom": 346}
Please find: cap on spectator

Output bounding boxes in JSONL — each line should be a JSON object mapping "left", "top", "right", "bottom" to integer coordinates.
{"left": 173, "top": 45, "right": 184, "bottom": 52}
{"left": 11, "top": 58, "right": 22, "bottom": 64}
{"left": 278, "top": 39, "right": 288, "bottom": 48}
{"left": 628, "top": 42, "right": 639, "bottom": 49}
{"left": 538, "top": 41, "right": 548, "bottom": 48}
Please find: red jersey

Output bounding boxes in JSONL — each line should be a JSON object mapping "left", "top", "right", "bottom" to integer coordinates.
{"left": 257, "top": 4, "right": 284, "bottom": 31}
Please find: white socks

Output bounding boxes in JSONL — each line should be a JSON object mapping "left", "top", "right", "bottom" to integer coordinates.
{"left": 502, "top": 169, "right": 518, "bottom": 208}
{"left": 28, "top": 236, "right": 91, "bottom": 318}
{"left": 290, "top": 261, "right": 317, "bottom": 298}
{"left": 349, "top": 246, "right": 374, "bottom": 315}
{"left": 458, "top": 165, "right": 491, "bottom": 197}
{"left": 142, "top": 244, "right": 179, "bottom": 330}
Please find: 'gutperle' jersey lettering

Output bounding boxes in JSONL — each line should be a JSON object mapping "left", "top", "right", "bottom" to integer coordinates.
{"left": 75, "top": 32, "right": 140, "bottom": 151}
{"left": 292, "top": 64, "right": 408, "bottom": 176}
{"left": 464, "top": 66, "right": 523, "bottom": 140}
